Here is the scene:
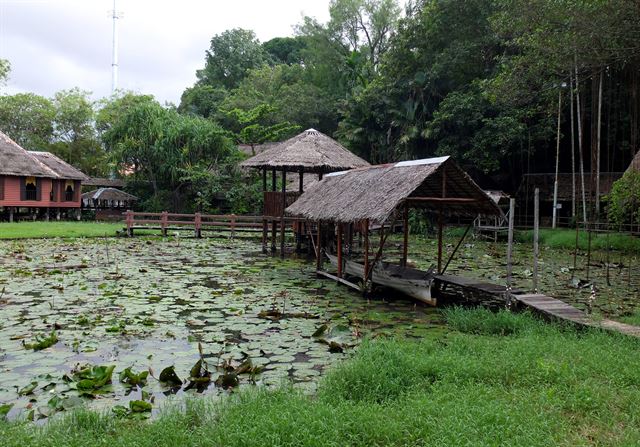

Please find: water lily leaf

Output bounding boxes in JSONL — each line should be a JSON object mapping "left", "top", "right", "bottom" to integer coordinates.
{"left": 129, "top": 400, "right": 152, "bottom": 413}
{"left": 119, "top": 367, "right": 149, "bottom": 387}
{"left": 214, "top": 372, "right": 239, "bottom": 389}
{"left": 22, "top": 331, "right": 58, "bottom": 351}
{"left": 0, "top": 403, "right": 13, "bottom": 419}
{"left": 159, "top": 366, "right": 182, "bottom": 386}
{"left": 18, "top": 381, "right": 38, "bottom": 396}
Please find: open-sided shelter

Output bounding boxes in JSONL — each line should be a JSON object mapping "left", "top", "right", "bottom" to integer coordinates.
{"left": 82, "top": 187, "right": 138, "bottom": 221}
{"left": 0, "top": 131, "right": 88, "bottom": 221}
{"left": 240, "top": 128, "right": 369, "bottom": 255}
{"left": 286, "top": 156, "right": 502, "bottom": 304}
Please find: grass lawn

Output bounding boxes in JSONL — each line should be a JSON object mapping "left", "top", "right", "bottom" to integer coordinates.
{"left": 0, "top": 221, "right": 123, "bottom": 239}
{"left": 2, "top": 308, "right": 640, "bottom": 446}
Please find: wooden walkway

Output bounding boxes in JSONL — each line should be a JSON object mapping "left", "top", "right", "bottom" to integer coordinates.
{"left": 515, "top": 294, "right": 640, "bottom": 337}
{"left": 435, "top": 274, "right": 640, "bottom": 338}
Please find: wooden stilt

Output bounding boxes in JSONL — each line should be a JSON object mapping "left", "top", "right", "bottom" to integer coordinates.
{"left": 507, "top": 198, "right": 516, "bottom": 288}
{"left": 271, "top": 168, "right": 276, "bottom": 252}
{"left": 9, "top": 207, "right": 14, "bottom": 223}
{"left": 363, "top": 219, "right": 369, "bottom": 287}
{"left": 437, "top": 209, "right": 443, "bottom": 273}
{"left": 262, "top": 168, "right": 267, "bottom": 253}
{"left": 401, "top": 205, "right": 409, "bottom": 267}
{"left": 337, "top": 223, "right": 343, "bottom": 277}
{"left": 442, "top": 222, "right": 472, "bottom": 274}
{"left": 280, "top": 168, "right": 286, "bottom": 258}
{"left": 296, "top": 169, "right": 303, "bottom": 253}
{"left": 316, "top": 221, "right": 322, "bottom": 272}
{"left": 533, "top": 187, "right": 540, "bottom": 292}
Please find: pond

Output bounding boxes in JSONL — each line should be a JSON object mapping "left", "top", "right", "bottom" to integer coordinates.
{"left": 0, "top": 236, "right": 443, "bottom": 421}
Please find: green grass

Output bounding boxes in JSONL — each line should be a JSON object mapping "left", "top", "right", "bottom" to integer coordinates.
{"left": 516, "top": 228, "right": 640, "bottom": 252}
{"left": 0, "top": 222, "right": 124, "bottom": 239}
{"left": 2, "top": 309, "right": 640, "bottom": 446}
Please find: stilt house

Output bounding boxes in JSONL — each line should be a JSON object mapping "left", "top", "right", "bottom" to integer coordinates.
{"left": 0, "top": 131, "right": 88, "bottom": 221}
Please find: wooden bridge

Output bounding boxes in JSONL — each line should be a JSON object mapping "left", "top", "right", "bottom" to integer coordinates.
{"left": 435, "top": 274, "right": 640, "bottom": 338}
{"left": 124, "top": 211, "right": 267, "bottom": 237}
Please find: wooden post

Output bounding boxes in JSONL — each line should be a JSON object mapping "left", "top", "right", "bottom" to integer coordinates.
{"left": 337, "top": 223, "right": 343, "bottom": 278}
{"left": 161, "top": 211, "right": 168, "bottom": 237}
{"left": 533, "top": 188, "right": 540, "bottom": 292}
{"left": 507, "top": 198, "right": 515, "bottom": 288}
{"left": 586, "top": 222, "right": 592, "bottom": 280}
{"left": 437, "top": 209, "right": 444, "bottom": 273}
{"left": 126, "top": 210, "right": 133, "bottom": 237}
{"left": 56, "top": 208, "right": 60, "bottom": 221}
{"left": 194, "top": 212, "right": 202, "bottom": 238}
{"left": 442, "top": 223, "right": 472, "bottom": 274}
{"left": 296, "top": 169, "right": 304, "bottom": 253}
{"left": 316, "top": 221, "right": 322, "bottom": 272}
{"left": 402, "top": 205, "right": 409, "bottom": 267}
{"left": 45, "top": 208, "right": 50, "bottom": 222}
{"left": 280, "top": 168, "right": 286, "bottom": 258}
{"left": 8, "top": 207, "right": 13, "bottom": 223}
{"left": 363, "top": 219, "right": 369, "bottom": 286}
{"left": 230, "top": 214, "right": 236, "bottom": 239}
{"left": 262, "top": 168, "right": 267, "bottom": 253}
{"left": 271, "top": 168, "right": 276, "bottom": 252}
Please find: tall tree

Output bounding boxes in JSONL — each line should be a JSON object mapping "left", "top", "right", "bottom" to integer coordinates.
{"left": 0, "top": 93, "right": 55, "bottom": 149}
{"left": 196, "top": 29, "right": 268, "bottom": 90}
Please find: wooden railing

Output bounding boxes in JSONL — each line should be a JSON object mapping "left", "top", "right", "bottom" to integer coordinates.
{"left": 263, "top": 191, "right": 301, "bottom": 217}
{"left": 123, "top": 210, "right": 304, "bottom": 238}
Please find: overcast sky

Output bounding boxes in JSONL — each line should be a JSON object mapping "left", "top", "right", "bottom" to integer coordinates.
{"left": 0, "top": 0, "right": 330, "bottom": 104}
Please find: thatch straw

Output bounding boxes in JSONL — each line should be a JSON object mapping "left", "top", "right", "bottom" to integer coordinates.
{"left": 0, "top": 131, "right": 55, "bottom": 177}
{"left": 28, "top": 151, "right": 88, "bottom": 181}
{"left": 239, "top": 129, "right": 369, "bottom": 173}
{"left": 84, "top": 178, "right": 127, "bottom": 188}
{"left": 286, "top": 156, "right": 502, "bottom": 224}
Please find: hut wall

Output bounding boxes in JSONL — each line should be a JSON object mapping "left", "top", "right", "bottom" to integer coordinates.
{"left": 0, "top": 176, "right": 81, "bottom": 208}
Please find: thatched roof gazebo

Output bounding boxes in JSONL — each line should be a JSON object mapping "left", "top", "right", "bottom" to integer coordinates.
{"left": 239, "top": 128, "right": 370, "bottom": 255}
{"left": 286, "top": 156, "right": 502, "bottom": 302}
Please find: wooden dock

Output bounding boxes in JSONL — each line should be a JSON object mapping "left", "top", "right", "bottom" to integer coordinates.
{"left": 434, "top": 275, "right": 640, "bottom": 338}
{"left": 515, "top": 294, "right": 640, "bottom": 337}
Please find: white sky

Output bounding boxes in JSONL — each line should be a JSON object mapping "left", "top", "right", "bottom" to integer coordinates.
{"left": 0, "top": 0, "right": 330, "bottom": 104}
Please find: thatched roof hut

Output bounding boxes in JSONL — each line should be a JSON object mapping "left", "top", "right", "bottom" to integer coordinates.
{"left": 239, "top": 129, "right": 369, "bottom": 174}
{"left": 286, "top": 156, "right": 501, "bottom": 225}
{"left": 0, "top": 131, "right": 55, "bottom": 177}
{"left": 82, "top": 187, "right": 138, "bottom": 205}
{"left": 28, "top": 151, "right": 88, "bottom": 181}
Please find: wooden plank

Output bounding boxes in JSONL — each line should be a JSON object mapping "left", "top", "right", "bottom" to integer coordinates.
{"left": 316, "top": 270, "right": 361, "bottom": 291}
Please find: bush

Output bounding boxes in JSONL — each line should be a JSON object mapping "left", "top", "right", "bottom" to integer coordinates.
{"left": 441, "top": 306, "right": 535, "bottom": 335}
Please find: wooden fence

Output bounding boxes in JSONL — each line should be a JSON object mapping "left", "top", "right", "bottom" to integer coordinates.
{"left": 124, "top": 211, "right": 268, "bottom": 237}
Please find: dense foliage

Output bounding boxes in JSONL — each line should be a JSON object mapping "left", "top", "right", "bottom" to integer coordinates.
{"left": 1, "top": 0, "right": 639, "bottom": 216}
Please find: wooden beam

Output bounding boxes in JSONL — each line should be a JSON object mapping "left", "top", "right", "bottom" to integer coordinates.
{"left": 405, "top": 197, "right": 477, "bottom": 203}
{"left": 363, "top": 219, "right": 369, "bottom": 286}
{"left": 442, "top": 222, "right": 472, "bottom": 274}
{"left": 280, "top": 168, "right": 286, "bottom": 258}
{"left": 337, "top": 223, "right": 343, "bottom": 278}
{"left": 299, "top": 169, "right": 304, "bottom": 194}
{"left": 437, "top": 210, "right": 443, "bottom": 273}
{"left": 401, "top": 205, "right": 408, "bottom": 267}
{"left": 316, "top": 221, "right": 322, "bottom": 272}
{"left": 316, "top": 270, "right": 360, "bottom": 291}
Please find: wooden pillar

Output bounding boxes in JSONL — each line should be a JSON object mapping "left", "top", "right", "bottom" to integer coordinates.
{"left": 316, "top": 221, "right": 322, "bottom": 272}
{"left": 161, "top": 211, "right": 168, "bottom": 237}
{"left": 271, "top": 168, "right": 276, "bottom": 252}
{"left": 437, "top": 209, "right": 443, "bottom": 273}
{"left": 401, "top": 205, "right": 409, "bottom": 267}
{"left": 280, "top": 168, "right": 286, "bottom": 258}
{"left": 318, "top": 172, "right": 323, "bottom": 181}
{"left": 296, "top": 169, "right": 304, "bottom": 253}
{"left": 533, "top": 188, "right": 539, "bottom": 292}
{"left": 45, "top": 208, "right": 50, "bottom": 222}
{"left": 195, "top": 212, "right": 202, "bottom": 238}
{"left": 506, "top": 198, "right": 516, "bottom": 288}
{"left": 298, "top": 169, "right": 304, "bottom": 193}
{"left": 363, "top": 219, "right": 369, "bottom": 285}
{"left": 337, "top": 223, "right": 343, "bottom": 278}
{"left": 56, "top": 208, "right": 60, "bottom": 221}
{"left": 262, "top": 168, "right": 267, "bottom": 253}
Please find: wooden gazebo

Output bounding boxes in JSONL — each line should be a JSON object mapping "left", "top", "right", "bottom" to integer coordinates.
{"left": 286, "top": 156, "right": 503, "bottom": 304}
{"left": 239, "top": 129, "right": 369, "bottom": 255}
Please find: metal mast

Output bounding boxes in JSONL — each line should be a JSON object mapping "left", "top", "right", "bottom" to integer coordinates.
{"left": 110, "top": 0, "right": 123, "bottom": 93}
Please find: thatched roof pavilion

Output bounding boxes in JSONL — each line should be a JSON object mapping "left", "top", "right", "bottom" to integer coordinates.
{"left": 286, "top": 156, "right": 502, "bottom": 285}
{"left": 239, "top": 128, "right": 370, "bottom": 255}
{"left": 82, "top": 187, "right": 138, "bottom": 206}
{"left": 286, "top": 156, "right": 501, "bottom": 225}
{"left": 0, "top": 131, "right": 55, "bottom": 178}
{"left": 239, "top": 129, "right": 369, "bottom": 174}
{"left": 28, "top": 151, "right": 88, "bottom": 181}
